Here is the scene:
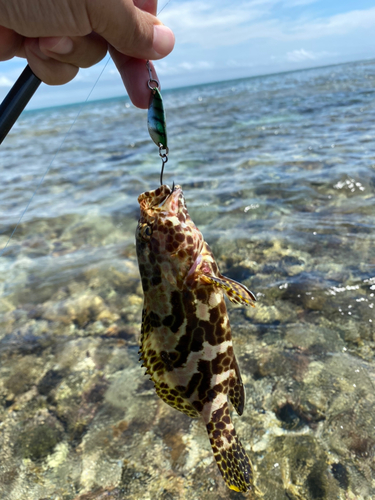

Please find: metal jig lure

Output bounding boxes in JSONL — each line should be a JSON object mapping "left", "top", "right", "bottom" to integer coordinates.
{"left": 146, "top": 61, "right": 169, "bottom": 185}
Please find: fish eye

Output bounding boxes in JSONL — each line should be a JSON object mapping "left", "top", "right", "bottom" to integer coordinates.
{"left": 139, "top": 223, "right": 152, "bottom": 240}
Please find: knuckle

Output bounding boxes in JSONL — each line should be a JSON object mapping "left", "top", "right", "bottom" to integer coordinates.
{"left": 44, "top": 66, "right": 78, "bottom": 85}
{"left": 28, "top": 58, "right": 78, "bottom": 85}
{"left": 72, "top": 38, "right": 108, "bottom": 68}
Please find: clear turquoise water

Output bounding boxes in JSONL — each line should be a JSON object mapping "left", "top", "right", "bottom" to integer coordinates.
{"left": 0, "top": 60, "right": 374, "bottom": 499}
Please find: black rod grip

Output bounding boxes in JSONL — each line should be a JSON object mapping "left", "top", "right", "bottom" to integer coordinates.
{"left": 0, "top": 65, "right": 41, "bottom": 145}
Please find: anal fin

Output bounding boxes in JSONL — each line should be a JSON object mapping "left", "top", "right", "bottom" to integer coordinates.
{"left": 228, "top": 358, "right": 246, "bottom": 416}
{"left": 154, "top": 383, "right": 199, "bottom": 418}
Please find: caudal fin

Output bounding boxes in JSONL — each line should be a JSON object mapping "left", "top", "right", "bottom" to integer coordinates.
{"left": 206, "top": 403, "right": 253, "bottom": 492}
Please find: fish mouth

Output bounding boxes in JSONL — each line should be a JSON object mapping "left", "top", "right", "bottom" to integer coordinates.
{"left": 158, "top": 184, "right": 182, "bottom": 211}
{"left": 138, "top": 184, "right": 183, "bottom": 214}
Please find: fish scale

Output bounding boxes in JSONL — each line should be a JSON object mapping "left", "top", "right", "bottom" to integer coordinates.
{"left": 136, "top": 184, "right": 257, "bottom": 492}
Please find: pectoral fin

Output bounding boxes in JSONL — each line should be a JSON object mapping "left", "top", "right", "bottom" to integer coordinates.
{"left": 200, "top": 273, "right": 256, "bottom": 307}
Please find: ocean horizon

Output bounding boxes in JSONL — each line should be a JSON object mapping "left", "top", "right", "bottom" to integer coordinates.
{"left": 17, "top": 56, "right": 375, "bottom": 114}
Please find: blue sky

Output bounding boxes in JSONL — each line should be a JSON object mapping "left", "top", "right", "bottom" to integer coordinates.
{"left": 0, "top": 0, "right": 375, "bottom": 109}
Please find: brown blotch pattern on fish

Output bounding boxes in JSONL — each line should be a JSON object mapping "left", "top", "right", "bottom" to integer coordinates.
{"left": 136, "top": 184, "right": 255, "bottom": 493}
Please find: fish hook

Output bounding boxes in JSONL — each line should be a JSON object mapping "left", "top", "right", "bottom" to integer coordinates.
{"left": 159, "top": 145, "right": 169, "bottom": 185}
{"left": 164, "top": 180, "right": 175, "bottom": 202}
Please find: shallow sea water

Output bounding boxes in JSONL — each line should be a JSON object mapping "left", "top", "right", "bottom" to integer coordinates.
{"left": 0, "top": 60, "right": 375, "bottom": 499}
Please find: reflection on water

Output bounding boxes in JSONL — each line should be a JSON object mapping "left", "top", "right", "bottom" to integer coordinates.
{"left": 0, "top": 60, "right": 374, "bottom": 499}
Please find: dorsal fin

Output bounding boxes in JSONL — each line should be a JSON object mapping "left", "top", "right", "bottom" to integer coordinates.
{"left": 200, "top": 273, "right": 256, "bottom": 307}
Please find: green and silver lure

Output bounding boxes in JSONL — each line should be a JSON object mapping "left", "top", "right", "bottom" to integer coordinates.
{"left": 146, "top": 61, "right": 169, "bottom": 185}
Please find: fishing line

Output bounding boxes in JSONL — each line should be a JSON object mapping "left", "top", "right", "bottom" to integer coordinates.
{"left": 0, "top": 56, "right": 111, "bottom": 257}
{"left": 0, "top": 0, "right": 174, "bottom": 257}
{"left": 158, "top": 0, "right": 173, "bottom": 14}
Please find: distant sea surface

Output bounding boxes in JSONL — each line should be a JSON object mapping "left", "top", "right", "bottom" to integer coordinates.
{"left": 0, "top": 60, "right": 374, "bottom": 499}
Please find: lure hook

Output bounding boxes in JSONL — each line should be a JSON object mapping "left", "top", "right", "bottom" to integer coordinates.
{"left": 165, "top": 180, "right": 176, "bottom": 202}
{"left": 160, "top": 161, "right": 165, "bottom": 185}
{"left": 159, "top": 144, "right": 169, "bottom": 185}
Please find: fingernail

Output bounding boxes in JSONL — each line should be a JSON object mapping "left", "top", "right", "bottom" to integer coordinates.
{"left": 43, "top": 36, "right": 74, "bottom": 55}
{"left": 153, "top": 25, "right": 175, "bottom": 57}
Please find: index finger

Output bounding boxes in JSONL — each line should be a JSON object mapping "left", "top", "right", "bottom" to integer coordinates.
{"left": 111, "top": 0, "right": 163, "bottom": 108}
{"left": 109, "top": 48, "right": 159, "bottom": 109}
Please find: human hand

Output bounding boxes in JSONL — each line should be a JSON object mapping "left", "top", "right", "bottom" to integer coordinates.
{"left": 0, "top": 0, "right": 175, "bottom": 108}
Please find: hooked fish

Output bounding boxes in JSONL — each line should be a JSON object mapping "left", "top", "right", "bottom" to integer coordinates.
{"left": 136, "top": 184, "right": 256, "bottom": 492}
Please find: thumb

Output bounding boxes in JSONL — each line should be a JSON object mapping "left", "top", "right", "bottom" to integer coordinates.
{"left": 88, "top": 0, "right": 175, "bottom": 60}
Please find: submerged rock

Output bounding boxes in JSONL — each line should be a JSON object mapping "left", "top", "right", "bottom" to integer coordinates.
{"left": 15, "top": 411, "right": 65, "bottom": 461}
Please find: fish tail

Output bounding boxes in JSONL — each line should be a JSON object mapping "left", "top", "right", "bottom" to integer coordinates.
{"left": 206, "top": 402, "right": 253, "bottom": 492}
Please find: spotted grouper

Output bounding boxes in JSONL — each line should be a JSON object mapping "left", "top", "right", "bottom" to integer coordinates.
{"left": 136, "top": 184, "right": 256, "bottom": 492}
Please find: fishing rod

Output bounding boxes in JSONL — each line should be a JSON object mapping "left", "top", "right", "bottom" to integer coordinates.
{"left": 0, "top": 64, "right": 41, "bottom": 145}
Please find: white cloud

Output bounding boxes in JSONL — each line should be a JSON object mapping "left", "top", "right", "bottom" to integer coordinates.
{"left": 0, "top": 76, "right": 12, "bottom": 87}
{"left": 155, "top": 59, "right": 214, "bottom": 75}
{"left": 286, "top": 49, "right": 336, "bottom": 63}
{"left": 161, "top": 1, "right": 375, "bottom": 47}
{"left": 286, "top": 48, "right": 316, "bottom": 62}
{"left": 161, "top": 0, "right": 275, "bottom": 47}
{"left": 288, "top": 7, "right": 375, "bottom": 39}
{"left": 226, "top": 59, "right": 255, "bottom": 68}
